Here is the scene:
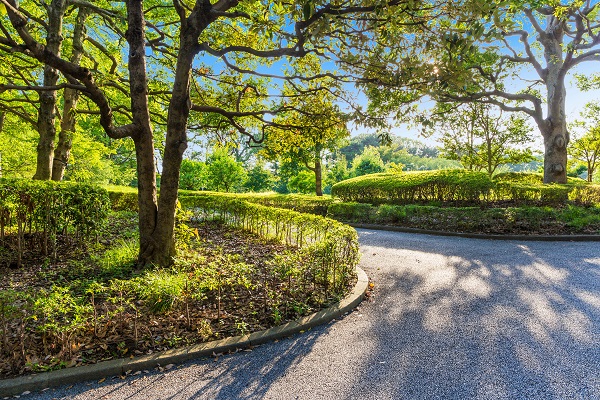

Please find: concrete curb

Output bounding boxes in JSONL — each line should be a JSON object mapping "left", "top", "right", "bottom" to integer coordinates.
{"left": 350, "top": 223, "right": 600, "bottom": 242}
{"left": 0, "top": 267, "right": 369, "bottom": 397}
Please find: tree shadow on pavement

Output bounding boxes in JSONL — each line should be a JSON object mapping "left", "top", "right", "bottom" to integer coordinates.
{"left": 349, "top": 230, "right": 600, "bottom": 399}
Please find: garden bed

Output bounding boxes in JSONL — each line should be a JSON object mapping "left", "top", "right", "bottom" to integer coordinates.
{"left": 0, "top": 211, "right": 354, "bottom": 379}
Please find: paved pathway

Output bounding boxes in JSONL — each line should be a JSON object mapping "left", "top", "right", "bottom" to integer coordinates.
{"left": 28, "top": 230, "right": 600, "bottom": 399}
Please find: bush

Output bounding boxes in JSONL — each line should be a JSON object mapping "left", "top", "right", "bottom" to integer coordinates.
{"left": 0, "top": 179, "right": 109, "bottom": 263}
{"left": 331, "top": 169, "right": 493, "bottom": 205}
{"left": 492, "top": 173, "right": 600, "bottom": 205}
{"left": 181, "top": 193, "right": 359, "bottom": 297}
{"left": 180, "top": 191, "right": 333, "bottom": 216}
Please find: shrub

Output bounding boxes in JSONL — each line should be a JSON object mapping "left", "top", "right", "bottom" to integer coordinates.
{"left": 181, "top": 193, "right": 359, "bottom": 297}
{"left": 180, "top": 191, "right": 333, "bottom": 216}
{"left": 0, "top": 179, "right": 109, "bottom": 263}
{"left": 492, "top": 173, "right": 600, "bottom": 205}
{"left": 331, "top": 169, "right": 493, "bottom": 205}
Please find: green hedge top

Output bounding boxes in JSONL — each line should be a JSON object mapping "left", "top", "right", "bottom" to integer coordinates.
{"left": 180, "top": 190, "right": 333, "bottom": 215}
{"left": 493, "top": 172, "right": 586, "bottom": 185}
{"left": 0, "top": 178, "right": 110, "bottom": 238}
{"left": 331, "top": 170, "right": 494, "bottom": 205}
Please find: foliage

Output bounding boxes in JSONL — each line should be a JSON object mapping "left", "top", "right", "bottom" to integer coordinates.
{"left": 430, "top": 103, "right": 535, "bottom": 176}
{"left": 261, "top": 78, "right": 350, "bottom": 196}
{"left": 180, "top": 194, "right": 359, "bottom": 294}
{"left": 570, "top": 102, "right": 600, "bottom": 182}
{"left": 350, "top": 146, "right": 385, "bottom": 177}
{"left": 0, "top": 179, "right": 109, "bottom": 267}
{"left": 0, "top": 114, "right": 37, "bottom": 178}
{"left": 179, "top": 159, "right": 207, "bottom": 191}
{"left": 205, "top": 147, "right": 247, "bottom": 193}
{"left": 327, "top": 202, "right": 600, "bottom": 234}
{"left": 332, "top": 169, "right": 493, "bottom": 205}
{"left": 64, "top": 130, "right": 117, "bottom": 185}
{"left": 288, "top": 170, "right": 317, "bottom": 194}
{"left": 243, "top": 163, "right": 275, "bottom": 193}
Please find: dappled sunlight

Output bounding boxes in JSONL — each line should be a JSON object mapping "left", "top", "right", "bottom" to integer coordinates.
{"left": 575, "top": 289, "right": 600, "bottom": 310}
{"left": 354, "top": 229, "right": 600, "bottom": 399}
{"left": 457, "top": 275, "right": 492, "bottom": 298}
{"left": 518, "top": 262, "right": 569, "bottom": 283}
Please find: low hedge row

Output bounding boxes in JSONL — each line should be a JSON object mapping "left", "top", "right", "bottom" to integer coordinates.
{"left": 331, "top": 170, "right": 600, "bottom": 206}
{"left": 181, "top": 194, "right": 359, "bottom": 297}
{"left": 0, "top": 179, "right": 109, "bottom": 263}
{"left": 180, "top": 190, "right": 333, "bottom": 216}
{"left": 105, "top": 188, "right": 359, "bottom": 297}
{"left": 331, "top": 170, "right": 494, "bottom": 205}
{"left": 107, "top": 188, "right": 334, "bottom": 215}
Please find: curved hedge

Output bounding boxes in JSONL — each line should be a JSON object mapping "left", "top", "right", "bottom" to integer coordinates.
{"left": 181, "top": 194, "right": 359, "bottom": 297}
{"left": 331, "top": 170, "right": 493, "bottom": 205}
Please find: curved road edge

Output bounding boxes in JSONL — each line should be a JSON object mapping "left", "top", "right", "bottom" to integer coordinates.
{"left": 0, "top": 267, "right": 369, "bottom": 397}
{"left": 350, "top": 223, "right": 600, "bottom": 241}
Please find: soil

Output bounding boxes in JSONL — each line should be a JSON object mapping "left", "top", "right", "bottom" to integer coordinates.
{"left": 0, "top": 216, "right": 348, "bottom": 379}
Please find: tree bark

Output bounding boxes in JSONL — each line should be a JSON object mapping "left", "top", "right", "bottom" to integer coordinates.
{"left": 33, "top": 0, "right": 66, "bottom": 180}
{"left": 52, "top": 7, "right": 89, "bottom": 181}
{"left": 314, "top": 158, "right": 323, "bottom": 196}
{"left": 140, "top": 4, "right": 216, "bottom": 266}
{"left": 541, "top": 15, "right": 569, "bottom": 184}
{"left": 124, "top": 0, "right": 158, "bottom": 266}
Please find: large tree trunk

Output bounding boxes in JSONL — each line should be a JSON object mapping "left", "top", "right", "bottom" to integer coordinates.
{"left": 140, "top": 8, "right": 212, "bottom": 266}
{"left": 52, "top": 8, "right": 89, "bottom": 181}
{"left": 33, "top": 0, "right": 66, "bottom": 180}
{"left": 124, "top": 0, "right": 158, "bottom": 265}
{"left": 541, "top": 15, "right": 569, "bottom": 184}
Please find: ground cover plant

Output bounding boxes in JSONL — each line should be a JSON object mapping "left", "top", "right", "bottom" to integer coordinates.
{"left": 0, "top": 182, "right": 359, "bottom": 379}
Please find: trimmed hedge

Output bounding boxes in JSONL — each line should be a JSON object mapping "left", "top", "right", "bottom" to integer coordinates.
{"left": 0, "top": 179, "right": 109, "bottom": 263}
{"left": 491, "top": 173, "right": 600, "bottom": 205}
{"left": 107, "top": 188, "right": 334, "bottom": 215}
{"left": 493, "top": 172, "right": 586, "bottom": 184}
{"left": 330, "top": 170, "right": 600, "bottom": 207}
{"left": 180, "top": 190, "right": 333, "bottom": 216}
{"left": 331, "top": 170, "right": 493, "bottom": 205}
{"left": 105, "top": 188, "right": 359, "bottom": 297}
{"left": 181, "top": 194, "right": 359, "bottom": 296}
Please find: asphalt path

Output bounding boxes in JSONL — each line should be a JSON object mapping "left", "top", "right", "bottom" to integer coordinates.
{"left": 24, "top": 229, "right": 600, "bottom": 400}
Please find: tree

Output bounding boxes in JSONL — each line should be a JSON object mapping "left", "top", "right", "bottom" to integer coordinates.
{"left": 570, "top": 102, "right": 600, "bottom": 182}
{"left": 179, "top": 159, "right": 207, "bottom": 191}
{"left": 244, "top": 162, "right": 274, "bottom": 193}
{"left": 354, "top": 1, "right": 600, "bottom": 183}
{"left": 288, "top": 170, "right": 316, "bottom": 194}
{"left": 263, "top": 79, "right": 349, "bottom": 196}
{"left": 1, "top": 0, "right": 430, "bottom": 265}
{"left": 351, "top": 146, "right": 385, "bottom": 177}
{"left": 432, "top": 103, "right": 534, "bottom": 176}
{"left": 206, "top": 147, "right": 246, "bottom": 193}
{"left": 325, "top": 153, "right": 349, "bottom": 190}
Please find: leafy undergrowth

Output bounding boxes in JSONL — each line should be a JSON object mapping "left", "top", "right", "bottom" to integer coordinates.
{"left": 0, "top": 212, "right": 352, "bottom": 379}
{"left": 331, "top": 203, "right": 600, "bottom": 235}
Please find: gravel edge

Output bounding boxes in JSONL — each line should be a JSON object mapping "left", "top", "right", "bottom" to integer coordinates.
{"left": 0, "top": 267, "right": 369, "bottom": 397}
